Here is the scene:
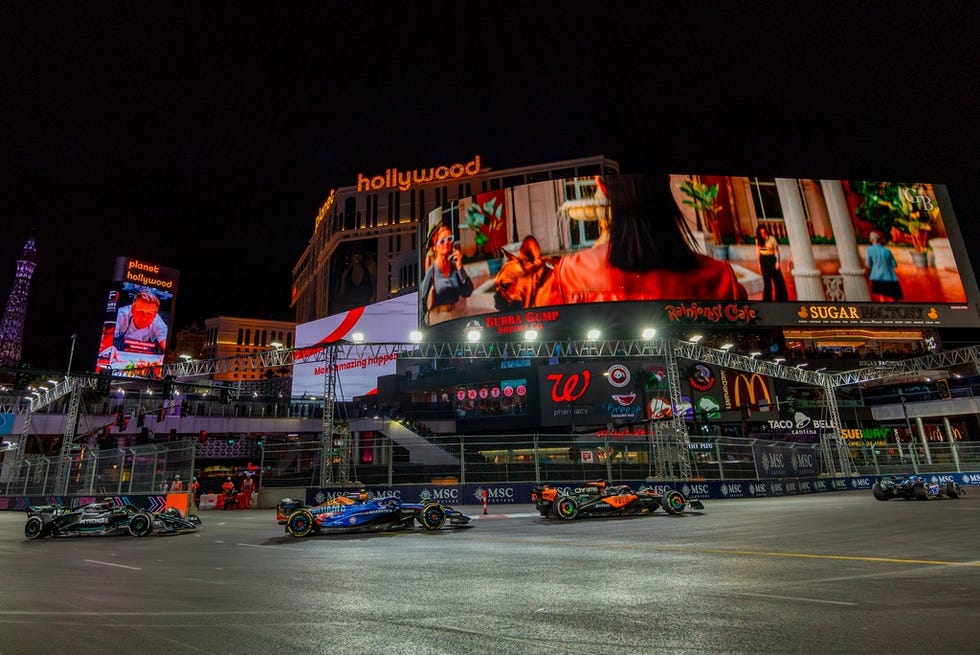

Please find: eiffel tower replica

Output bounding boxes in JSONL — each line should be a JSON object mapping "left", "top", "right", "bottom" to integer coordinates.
{"left": 0, "top": 235, "right": 38, "bottom": 367}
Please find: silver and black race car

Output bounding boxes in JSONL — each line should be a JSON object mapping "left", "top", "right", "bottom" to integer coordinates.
{"left": 24, "top": 500, "right": 201, "bottom": 539}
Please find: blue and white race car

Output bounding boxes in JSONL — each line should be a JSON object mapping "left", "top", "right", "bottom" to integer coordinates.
{"left": 276, "top": 492, "right": 472, "bottom": 537}
{"left": 872, "top": 475, "right": 964, "bottom": 501}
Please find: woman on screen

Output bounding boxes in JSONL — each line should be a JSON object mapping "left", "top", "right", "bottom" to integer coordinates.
{"left": 544, "top": 175, "right": 747, "bottom": 304}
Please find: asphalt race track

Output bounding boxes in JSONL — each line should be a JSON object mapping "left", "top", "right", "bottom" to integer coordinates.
{"left": 1, "top": 491, "right": 978, "bottom": 655}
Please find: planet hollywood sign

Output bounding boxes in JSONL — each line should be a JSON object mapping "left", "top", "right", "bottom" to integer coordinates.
{"left": 356, "top": 155, "right": 483, "bottom": 192}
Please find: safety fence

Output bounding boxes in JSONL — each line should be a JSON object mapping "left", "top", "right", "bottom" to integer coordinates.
{"left": 1, "top": 441, "right": 197, "bottom": 497}
{"left": 3, "top": 435, "right": 978, "bottom": 497}
{"left": 250, "top": 434, "right": 980, "bottom": 488}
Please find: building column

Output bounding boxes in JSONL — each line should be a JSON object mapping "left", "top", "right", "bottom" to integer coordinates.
{"left": 915, "top": 416, "right": 933, "bottom": 465}
{"left": 820, "top": 180, "right": 871, "bottom": 301}
{"left": 942, "top": 417, "right": 962, "bottom": 472}
{"left": 775, "top": 178, "right": 825, "bottom": 301}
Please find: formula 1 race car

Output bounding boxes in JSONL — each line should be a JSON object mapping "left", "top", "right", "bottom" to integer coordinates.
{"left": 276, "top": 492, "right": 472, "bottom": 537}
{"left": 531, "top": 481, "right": 703, "bottom": 520}
{"left": 24, "top": 500, "right": 201, "bottom": 539}
{"left": 872, "top": 475, "right": 964, "bottom": 501}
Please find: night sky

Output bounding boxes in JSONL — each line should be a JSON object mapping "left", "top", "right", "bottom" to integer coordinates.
{"left": 2, "top": 3, "right": 977, "bottom": 372}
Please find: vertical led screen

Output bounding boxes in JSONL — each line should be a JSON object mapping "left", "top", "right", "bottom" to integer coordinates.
{"left": 96, "top": 257, "right": 179, "bottom": 378}
{"left": 292, "top": 293, "right": 418, "bottom": 400}
{"left": 421, "top": 174, "right": 979, "bottom": 339}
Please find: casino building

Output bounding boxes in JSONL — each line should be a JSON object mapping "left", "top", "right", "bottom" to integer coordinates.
{"left": 291, "top": 155, "right": 620, "bottom": 325}
{"left": 291, "top": 157, "right": 980, "bottom": 467}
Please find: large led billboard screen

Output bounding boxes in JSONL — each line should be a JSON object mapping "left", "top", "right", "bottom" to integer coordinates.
{"left": 420, "top": 174, "right": 979, "bottom": 340}
{"left": 292, "top": 293, "right": 418, "bottom": 400}
{"left": 96, "top": 257, "right": 179, "bottom": 378}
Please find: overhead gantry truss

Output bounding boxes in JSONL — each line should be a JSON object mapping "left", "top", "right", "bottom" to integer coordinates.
{"left": 15, "top": 339, "right": 980, "bottom": 484}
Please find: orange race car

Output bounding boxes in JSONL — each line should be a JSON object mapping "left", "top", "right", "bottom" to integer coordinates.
{"left": 531, "top": 480, "right": 702, "bottom": 520}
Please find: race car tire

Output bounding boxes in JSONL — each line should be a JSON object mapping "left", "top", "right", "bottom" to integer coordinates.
{"left": 553, "top": 496, "right": 579, "bottom": 520}
{"left": 419, "top": 504, "right": 447, "bottom": 530}
{"left": 24, "top": 515, "right": 48, "bottom": 539}
{"left": 128, "top": 512, "right": 154, "bottom": 537}
{"left": 286, "top": 510, "right": 316, "bottom": 538}
{"left": 912, "top": 482, "right": 929, "bottom": 501}
{"left": 661, "top": 490, "right": 687, "bottom": 514}
{"left": 872, "top": 482, "right": 889, "bottom": 501}
{"left": 945, "top": 482, "right": 961, "bottom": 499}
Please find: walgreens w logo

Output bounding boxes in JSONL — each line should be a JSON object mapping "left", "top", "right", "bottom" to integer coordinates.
{"left": 547, "top": 371, "right": 591, "bottom": 402}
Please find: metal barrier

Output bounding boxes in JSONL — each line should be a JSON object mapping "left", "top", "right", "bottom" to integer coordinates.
{"left": 1, "top": 440, "right": 197, "bottom": 496}
{"left": 5, "top": 434, "right": 978, "bottom": 495}
{"left": 254, "top": 434, "right": 874, "bottom": 487}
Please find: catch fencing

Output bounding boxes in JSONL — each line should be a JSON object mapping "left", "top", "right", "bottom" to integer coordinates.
{"left": 4, "top": 434, "right": 978, "bottom": 496}
{"left": 251, "top": 433, "right": 980, "bottom": 488}
{"left": 1, "top": 440, "right": 197, "bottom": 497}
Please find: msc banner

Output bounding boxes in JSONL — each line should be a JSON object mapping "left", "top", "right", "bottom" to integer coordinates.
{"left": 751, "top": 442, "right": 820, "bottom": 478}
{"left": 301, "top": 472, "right": 980, "bottom": 507}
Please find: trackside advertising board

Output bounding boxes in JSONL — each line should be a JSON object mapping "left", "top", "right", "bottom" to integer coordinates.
{"left": 299, "top": 472, "right": 980, "bottom": 506}
{"left": 292, "top": 293, "right": 418, "bottom": 400}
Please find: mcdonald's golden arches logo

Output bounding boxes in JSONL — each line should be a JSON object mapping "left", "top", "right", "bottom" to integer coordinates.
{"left": 731, "top": 372, "right": 772, "bottom": 408}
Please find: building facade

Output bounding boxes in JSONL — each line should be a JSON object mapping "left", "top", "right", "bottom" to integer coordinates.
{"left": 200, "top": 316, "right": 296, "bottom": 383}
{"left": 315, "top": 169, "right": 980, "bottom": 469}
{"left": 290, "top": 155, "right": 620, "bottom": 324}
{"left": 166, "top": 322, "right": 206, "bottom": 363}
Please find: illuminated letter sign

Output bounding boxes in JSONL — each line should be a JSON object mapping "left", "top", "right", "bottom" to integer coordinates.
{"left": 732, "top": 373, "right": 772, "bottom": 408}
{"left": 356, "top": 156, "right": 482, "bottom": 193}
{"left": 547, "top": 371, "right": 591, "bottom": 403}
{"left": 314, "top": 189, "right": 336, "bottom": 229}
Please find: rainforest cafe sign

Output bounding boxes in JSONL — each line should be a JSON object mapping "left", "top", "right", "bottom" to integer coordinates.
{"left": 356, "top": 156, "right": 483, "bottom": 192}
{"left": 664, "top": 302, "right": 758, "bottom": 324}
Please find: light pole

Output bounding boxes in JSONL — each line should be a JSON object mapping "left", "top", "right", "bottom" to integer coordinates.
{"left": 67, "top": 333, "right": 77, "bottom": 376}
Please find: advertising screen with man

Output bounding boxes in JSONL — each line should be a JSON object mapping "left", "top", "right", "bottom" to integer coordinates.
{"left": 419, "top": 173, "right": 979, "bottom": 339}
{"left": 95, "top": 257, "right": 179, "bottom": 378}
